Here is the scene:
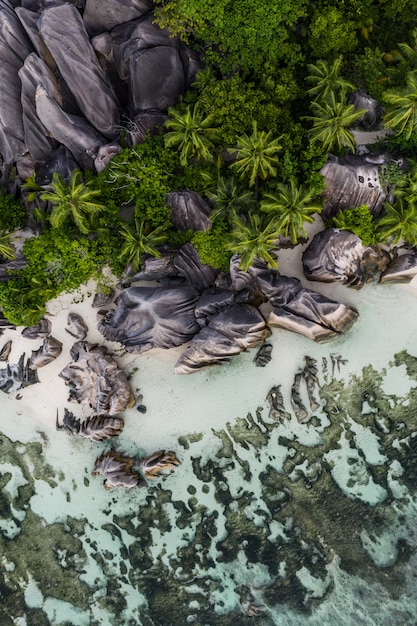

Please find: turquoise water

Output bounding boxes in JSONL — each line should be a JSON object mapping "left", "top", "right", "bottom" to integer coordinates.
{"left": 1, "top": 279, "right": 417, "bottom": 625}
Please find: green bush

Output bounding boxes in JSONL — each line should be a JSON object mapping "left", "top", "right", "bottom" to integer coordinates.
{"left": 331, "top": 204, "right": 379, "bottom": 245}
{"left": 191, "top": 220, "right": 232, "bottom": 271}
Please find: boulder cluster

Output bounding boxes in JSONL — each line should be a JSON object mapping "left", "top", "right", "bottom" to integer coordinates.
{"left": 0, "top": 0, "right": 198, "bottom": 179}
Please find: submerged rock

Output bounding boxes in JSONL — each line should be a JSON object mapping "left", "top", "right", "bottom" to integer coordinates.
{"left": 303, "top": 228, "right": 390, "bottom": 288}
{"left": 92, "top": 450, "right": 144, "bottom": 489}
{"left": 59, "top": 341, "right": 134, "bottom": 415}
{"left": 139, "top": 450, "right": 180, "bottom": 479}
{"left": 56, "top": 409, "right": 124, "bottom": 441}
{"left": 254, "top": 343, "right": 273, "bottom": 367}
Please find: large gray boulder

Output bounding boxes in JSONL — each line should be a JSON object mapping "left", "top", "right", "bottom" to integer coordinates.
{"left": 302, "top": 228, "right": 390, "bottom": 288}
{"left": 173, "top": 243, "right": 217, "bottom": 291}
{"left": 166, "top": 191, "right": 212, "bottom": 232}
{"left": 380, "top": 253, "right": 417, "bottom": 283}
{"left": 83, "top": 0, "right": 152, "bottom": 37}
{"left": 19, "top": 53, "right": 61, "bottom": 162}
{"left": 35, "top": 85, "right": 119, "bottom": 171}
{"left": 38, "top": 3, "right": 120, "bottom": 138}
{"left": 59, "top": 341, "right": 134, "bottom": 415}
{"left": 129, "top": 46, "right": 185, "bottom": 114}
{"left": 0, "top": 0, "right": 33, "bottom": 162}
{"left": 111, "top": 14, "right": 178, "bottom": 80}
{"left": 97, "top": 286, "right": 201, "bottom": 352}
{"left": 174, "top": 303, "right": 268, "bottom": 374}
{"left": 320, "top": 154, "right": 398, "bottom": 220}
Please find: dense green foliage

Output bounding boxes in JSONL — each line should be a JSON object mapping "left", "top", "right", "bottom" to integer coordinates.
{"left": 331, "top": 204, "right": 380, "bottom": 246}
{"left": 3, "top": 0, "right": 417, "bottom": 321}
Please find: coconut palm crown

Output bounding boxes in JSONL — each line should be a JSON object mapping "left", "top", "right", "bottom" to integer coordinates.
{"left": 226, "top": 211, "right": 281, "bottom": 271}
{"left": 305, "top": 56, "right": 355, "bottom": 103}
{"left": 304, "top": 91, "right": 366, "bottom": 153}
{"left": 40, "top": 170, "right": 106, "bottom": 234}
{"left": 164, "top": 103, "right": 219, "bottom": 166}
{"left": 383, "top": 71, "right": 417, "bottom": 139}
{"left": 228, "top": 121, "right": 283, "bottom": 188}
{"left": 260, "top": 179, "right": 322, "bottom": 244}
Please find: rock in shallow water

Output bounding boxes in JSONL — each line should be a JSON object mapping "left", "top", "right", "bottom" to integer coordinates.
{"left": 59, "top": 341, "right": 134, "bottom": 415}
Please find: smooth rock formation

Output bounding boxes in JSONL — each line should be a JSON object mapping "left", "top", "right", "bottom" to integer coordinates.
{"left": 98, "top": 286, "right": 201, "bottom": 352}
{"left": 174, "top": 304, "right": 268, "bottom": 373}
{"left": 139, "top": 450, "right": 180, "bottom": 479}
{"left": 349, "top": 90, "right": 383, "bottom": 129}
{"left": 166, "top": 190, "right": 212, "bottom": 232}
{"left": 174, "top": 243, "right": 217, "bottom": 291}
{"left": 19, "top": 52, "right": 61, "bottom": 162}
{"left": 0, "top": 0, "right": 33, "bottom": 162}
{"left": 320, "top": 154, "right": 401, "bottom": 220}
{"left": 22, "top": 317, "right": 51, "bottom": 339}
{"left": 83, "top": 0, "right": 152, "bottom": 37}
{"left": 380, "top": 253, "right": 417, "bottom": 283}
{"left": 129, "top": 46, "right": 185, "bottom": 114}
{"left": 303, "top": 228, "right": 390, "bottom": 288}
{"left": 0, "top": 353, "right": 39, "bottom": 393}
{"left": 35, "top": 85, "right": 117, "bottom": 171}
{"left": 28, "top": 335, "right": 62, "bottom": 369}
{"left": 65, "top": 312, "right": 88, "bottom": 340}
{"left": 38, "top": 3, "right": 120, "bottom": 138}
{"left": 0, "top": 340, "right": 12, "bottom": 361}
{"left": 59, "top": 341, "right": 135, "bottom": 415}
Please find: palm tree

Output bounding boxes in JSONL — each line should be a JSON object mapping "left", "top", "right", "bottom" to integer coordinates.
{"left": 226, "top": 211, "right": 281, "bottom": 271}
{"left": 305, "top": 56, "right": 355, "bottom": 103}
{"left": 164, "top": 103, "right": 219, "bottom": 166}
{"left": 206, "top": 176, "right": 254, "bottom": 222}
{"left": 385, "top": 29, "right": 417, "bottom": 69}
{"left": 304, "top": 91, "right": 366, "bottom": 153}
{"left": 119, "top": 219, "right": 168, "bottom": 271}
{"left": 228, "top": 121, "right": 283, "bottom": 195}
{"left": 383, "top": 71, "right": 417, "bottom": 139}
{"left": 260, "top": 179, "right": 322, "bottom": 244}
{"left": 0, "top": 232, "right": 15, "bottom": 260}
{"left": 376, "top": 196, "right": 417, "bottom": 245}
{"left": 40, "top": 170, "right": 106, "bottom": 235}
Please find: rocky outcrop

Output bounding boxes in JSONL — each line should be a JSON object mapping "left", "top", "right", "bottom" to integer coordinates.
{"left": 97, "top": 286, "right": 201, "bottom": 352}
{"left": 348, "top": 90, "right": 383, "bottom": 130}
{"left": 0, "top": 2, "right": 198, "bottom": 175}
{"left": 28, "top": 335, "right": 62, "bottom": 369}
{"left": 380, "top": 252, "right": 417, "bottom": 283}
{"left": 59, "top": 341, "right": 135, "bottom": 414}
{"left": 302, "top": 228, "right": 390, "bottom": 288}
{"left": 166, "top": 191, "right": 212, "bottom": 233}
{"left": 320, "top": 153, "right": 403, "bottom": 220}
{"left": 174, "top": 303, "right": 268, "bottom": 373}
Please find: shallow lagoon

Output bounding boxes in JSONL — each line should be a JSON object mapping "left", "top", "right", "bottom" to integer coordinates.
{"left": 1, "top": 273, "right": 417, "bottom": 625}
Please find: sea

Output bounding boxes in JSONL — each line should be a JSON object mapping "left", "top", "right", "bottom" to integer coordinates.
{"left": 1, "top": 268, "right": 417, "bottom": 625}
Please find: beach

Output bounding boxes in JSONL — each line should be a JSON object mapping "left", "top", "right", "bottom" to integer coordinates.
{"left": 2, "top": 221, "right": 417, "bottom": 624}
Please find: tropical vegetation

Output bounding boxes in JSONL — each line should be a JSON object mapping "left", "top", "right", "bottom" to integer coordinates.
{"left": 2, "top": 1, "right": 417, "bottom": 322}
